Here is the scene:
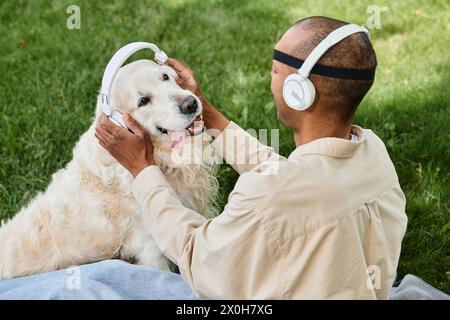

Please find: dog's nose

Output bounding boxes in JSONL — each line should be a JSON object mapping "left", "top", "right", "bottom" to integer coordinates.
{"left": 178, "top": 96, "right": 198, "bottom": 115}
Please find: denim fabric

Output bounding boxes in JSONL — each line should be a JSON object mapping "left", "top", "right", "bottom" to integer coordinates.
{"left": 0, "top": 260, "right": 199, "bottom": 300}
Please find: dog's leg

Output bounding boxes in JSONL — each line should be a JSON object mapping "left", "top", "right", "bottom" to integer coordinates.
{"left": 120, "top": 224, "right": 172, "bottom": 272}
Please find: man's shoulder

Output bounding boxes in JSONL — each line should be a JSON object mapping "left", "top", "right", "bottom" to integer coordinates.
{"left": 359, "top": 127, "right": 389, "bottom": 150}
{"left": 232, "top": 158, "right": 308, "bottom": 204}
{"left": 359, "top": 126, "right": 397, "bottom": 171}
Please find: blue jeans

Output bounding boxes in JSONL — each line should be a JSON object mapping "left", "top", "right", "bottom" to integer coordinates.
{"left": 0, "top": 260, "right": 199, "bottom": 300}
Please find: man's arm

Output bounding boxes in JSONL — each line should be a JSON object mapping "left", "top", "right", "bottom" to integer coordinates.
{"left": 209, "top": 118, "right": 285, "bottom": 174}
{"left": 167, "top": 58, "right": 285, "bottom": 174}
{"left": 132, "top": 165, "right": 281, "bottom": 299}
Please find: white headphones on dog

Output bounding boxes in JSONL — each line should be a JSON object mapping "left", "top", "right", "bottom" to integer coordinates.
{"left": 100, "top": 42, "right": 168, "bottom": 127}
{"left": 273, "top": 24, "right": 374, "bottom": 111}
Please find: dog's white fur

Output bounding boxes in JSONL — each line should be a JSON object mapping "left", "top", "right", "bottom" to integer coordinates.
{"left": 0, "top": 60, "right": 218, "bottom": 279}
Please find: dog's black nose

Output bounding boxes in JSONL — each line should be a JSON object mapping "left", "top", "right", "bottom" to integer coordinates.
{"left": 178, "top": 96, "right": 198, "bottom": 115}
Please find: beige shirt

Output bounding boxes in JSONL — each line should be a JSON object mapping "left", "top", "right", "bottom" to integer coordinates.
{"left": 132, "top": 121, "right": 408, "bottom": 299}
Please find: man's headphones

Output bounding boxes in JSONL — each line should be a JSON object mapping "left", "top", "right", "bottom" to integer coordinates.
{"left": 273, "top": 24, "right": 375, "bottom": 111}
{"left": 100, "top": 42, "right": 168, "bottom": 127}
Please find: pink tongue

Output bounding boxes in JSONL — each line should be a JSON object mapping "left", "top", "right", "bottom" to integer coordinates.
{"left": 168, "top": 130, "right": 188, "bottom": 149}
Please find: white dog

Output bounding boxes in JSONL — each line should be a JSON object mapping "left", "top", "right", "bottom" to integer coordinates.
{"left": 0, "top": 59, "right": 218, "bottom": 279}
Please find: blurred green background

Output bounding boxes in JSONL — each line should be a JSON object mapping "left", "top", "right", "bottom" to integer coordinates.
{"left": 0, "top": 0, "right": 449, "bottom": 294}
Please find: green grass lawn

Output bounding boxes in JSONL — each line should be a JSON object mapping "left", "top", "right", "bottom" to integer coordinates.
{"left": 0, "top": 0, "right": 449, "bottom": 294}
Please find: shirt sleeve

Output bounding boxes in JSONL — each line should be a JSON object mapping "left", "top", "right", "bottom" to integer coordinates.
{"left": 131, "top": 165, "right": 281, "bottom": 299}
{"left": 210, "top": 121, "right": 285, "bottom": 174}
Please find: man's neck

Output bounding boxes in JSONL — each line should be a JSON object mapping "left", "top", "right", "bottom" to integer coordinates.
{"left": 293, "top": 117, "right": 352, "bottom": 147}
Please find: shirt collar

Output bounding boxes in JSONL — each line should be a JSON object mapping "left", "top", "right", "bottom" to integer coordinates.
{"left": 288, "top": 125, "right": 365, "bottom": 161}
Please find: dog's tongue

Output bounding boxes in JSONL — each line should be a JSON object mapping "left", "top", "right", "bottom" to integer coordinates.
{"left": 168, "top": 130, "right": 188, "bottom": 149}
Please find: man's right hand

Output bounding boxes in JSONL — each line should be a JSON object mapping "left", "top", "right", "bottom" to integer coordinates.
{"left": 167, "top": 58, "right": 230, "bottom": 134}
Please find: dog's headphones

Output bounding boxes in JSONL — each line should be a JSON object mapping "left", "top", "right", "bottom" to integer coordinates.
{"left": 100, "top": 42, "right": 168, "bottom": 128}
{"left": 273, "top": 24, "right": 375, "bottom": 111}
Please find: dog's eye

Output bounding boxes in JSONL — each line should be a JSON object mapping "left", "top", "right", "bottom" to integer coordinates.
{"left": 162, "top": 73, "right": 169, "bottom": 81}
{"left": 138, "top": 96, "right": 150, "bottom": 107}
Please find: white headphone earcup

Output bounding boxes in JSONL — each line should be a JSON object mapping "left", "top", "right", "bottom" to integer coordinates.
{"left": 282, "top": 74, "right": 316, "bottom": 111}
{"left": 102, "top": 103, "right": 112, "bottom": 117}
{"left": 302, "top": 78, "right": 316, "bottom": 109}
{"left": 109, "top": 110, "right": 126, "bottom": 128}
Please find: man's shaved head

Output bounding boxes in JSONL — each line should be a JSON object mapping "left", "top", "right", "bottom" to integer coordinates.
{"left": 273, "top": 16, "right": 377, "bottom": 124}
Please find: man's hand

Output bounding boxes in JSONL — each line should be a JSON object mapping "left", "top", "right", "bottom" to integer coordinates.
{"left": 95, "top": 113, "right": 155, "bottom": 177}
{"left": 167, "top": 58, "right": 230, "bottom": 134}
{"left": 167, "top": 58, "right": 202, "bottom": 97}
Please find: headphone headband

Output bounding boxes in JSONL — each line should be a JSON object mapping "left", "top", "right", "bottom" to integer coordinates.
{"left": 100, "top": 42, "right": 168, "bottom": 126}
{"left": 299, "top": 24, "right": 370, "bottom": 78}
{"left": 273, "top": 49, "right": 375, "bottom": 80}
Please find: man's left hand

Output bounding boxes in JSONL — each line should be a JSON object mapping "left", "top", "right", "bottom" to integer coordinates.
{"left": 95, "top": 113, "right": 155, "bottom": 177}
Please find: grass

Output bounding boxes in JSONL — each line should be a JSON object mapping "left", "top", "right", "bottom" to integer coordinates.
{"left": 0, "top": 0, "right": 449, "bottom": 294}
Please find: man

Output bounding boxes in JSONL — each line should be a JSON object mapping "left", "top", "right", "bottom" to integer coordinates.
{"left": 0, "top": 17, "right": 408, "bottom": 299}
{"left": 95, "top": 16, "right": 408, "bottom": 299}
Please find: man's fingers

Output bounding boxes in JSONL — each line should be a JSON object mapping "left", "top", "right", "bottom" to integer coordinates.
{"left": 99, "top": 113, "right": 112, "bottom": 132}
{"left": 99, "top": 113, "right": 124, "bottom": 138}
{"left": 167, "top": 58, "right": 192, "bottom": 82}
{"left": 97, "top": 137, "right": 109, "bottom": 150}
{"left": 123, "top": 114, "right": 146, "bottom": 138}
{"left": 99, "top": 113, "right": 115, "bottom": 134}
{"left": 167, "top": 58, "right": 186, "bottom": 73}
{"left": 123, "top": 114, "right": 154, "bottom": 150}
{"left": 95, "top": 129, "right": 109, "bottom": 147}
{"left": 95, "top": 127, "right": 107, "bottom": 142}
{"left": 96, "top": 119, "right": 118, "bottom": 145}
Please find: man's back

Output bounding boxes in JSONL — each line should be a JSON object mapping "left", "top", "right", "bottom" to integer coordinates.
{"left": 234, "top": 125, "right": 408, "bottom": 298}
